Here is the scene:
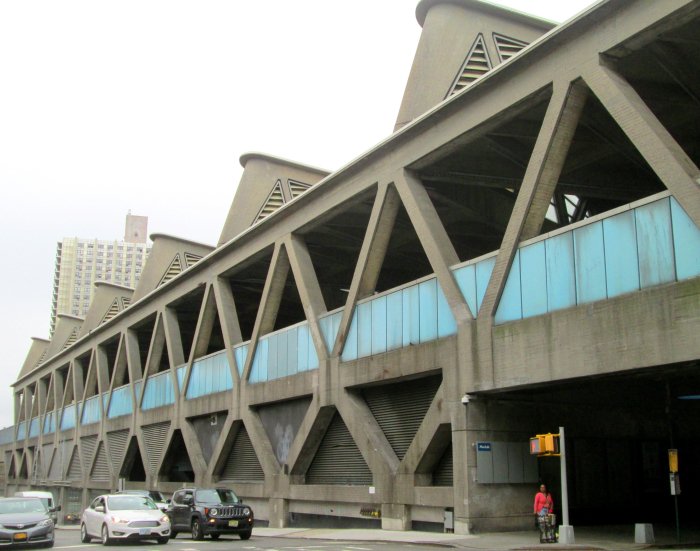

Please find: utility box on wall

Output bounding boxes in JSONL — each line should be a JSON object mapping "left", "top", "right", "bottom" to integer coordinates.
{"left": 476, "top": 441, "right": 538, "bottom": 483}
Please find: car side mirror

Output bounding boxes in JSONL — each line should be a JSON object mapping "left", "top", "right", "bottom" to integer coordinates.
{"left": 95, "top": 505, "right": 105, "bottom": 513}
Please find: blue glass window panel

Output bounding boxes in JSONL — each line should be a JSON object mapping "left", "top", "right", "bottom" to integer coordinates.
{"left": 116, "top": 385, "right": 132, "bottom": 413}
{"left": 437, "top": 282, "right": 457, "bottom": 337}
{"left": 495, "top": 250, "right": 522, "bottom": 324}
{"left": 249, "top": 344, "right": 260, "bottom": 383}
{"left": 476, "top": 256, "right": 496, "bottom": 313}
{"left": 520, "top": 242, "right": 548, "bottom": 318}
{"left": 357, "top": 302, "right": 373, "bottom": 358}
{"left": 419, "top": 278, "right": 438, "bottom": 343}
{"left": 453, "top": 264, "right": 477, "bottom": 317}
{"left": 574, "top": 222, "right": 607, "bottom": 304}
{"left": 297, "top": 325, "right": 310, "bottom": 371}
{"left": 43, "top": 412, "right": 55, "bottom": 435}
{"left": 671, "top": 197, "right": 700, "bottom": 280}
{"left": 81, "top": 396, "right": 101, "bottom": 425}
{"left": 258, "top": 339, "right": 269, "bottom": 382}
{"left": 278, "top": 332, "right": 287, "bottom": 378}
{"left": 142, "top": 372, "right": 175, "bottom": 410}
{"left": 287, "top": 327, "right": 299, "bottom": 375}
{"left": 17, "top": 422, "right": 26, "bottom": 440}
{"left": 321, "top": 311, "right": 342, "bottom": 355}
{"left": 402, "top": 285, "right": 420, "bottom": 346}
{"left": 176, "top": 366, "right": 186, "bottom": 389}
{"left": 546, "top": 232, "right": 576, "bottom": 312}
{"left": 636, "top": 199, "right": 675, "bottom": 288}
{"left": 603, "top": 210, "right": 640, "bottom": 298}
{"left": 268, "top": 335, "right": 278, "bottom": 381}
{"left": 386, "top": 290, "right": 403, "bottom": 351}
{"left": 60, "top": 405, "right": 76, "bottom": 431}
{"left": 102, "top": 392, "right": 110, "bottom": 410}
{"left": 307, "top": 328, "right": 319, "bottom": 370}
{"left": 234, "top": 344, "right": 248, "bottom": 377}
{"left": 371, "top": 296, "right": 387, "bottom": 355}
{"left": 29, "top": 417, "right": 39, "bottom": 437}
{"left": 341, "top": 310, "right": 359, "bottom": 361}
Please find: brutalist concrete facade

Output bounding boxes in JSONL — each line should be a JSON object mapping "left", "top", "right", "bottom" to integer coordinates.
{"left": 4, "top": 0, "right": 700, "bottom": 534}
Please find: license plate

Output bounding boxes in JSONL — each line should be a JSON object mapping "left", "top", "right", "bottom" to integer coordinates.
{"left": 139, "top": 528, "right": 151, "bottom": 536}
{"left": 13, "top": 533, "right": 27, "bottom": 541}
{"left": 228, "top": 520, "right": 238, "bottom": 527}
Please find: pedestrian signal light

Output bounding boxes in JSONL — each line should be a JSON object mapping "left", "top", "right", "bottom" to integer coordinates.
{"left": 530, "top": 436, "right": 545, "bottom": 455}
{"left": 530, "top": 433, "right": 560, "bottom": 456}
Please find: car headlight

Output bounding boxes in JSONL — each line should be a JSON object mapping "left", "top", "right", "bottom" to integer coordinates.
{"left": 209, "top": 508, "right": 218, "bottom": 516}
{"left": 243, "top": 508, "right": 250, "bottom": 516}
{"left": 159, "top": 515, "right": 170, "bottom": 524}
{"left": 38, "top": 519, "right": 54, "bottom": 527}
{"left": 109, "top": 515, "right": 130, "bottom": 524}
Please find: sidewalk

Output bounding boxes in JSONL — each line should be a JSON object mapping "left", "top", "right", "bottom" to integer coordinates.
{"left": 252, "top": 525, "right": 700, "bottom": 550}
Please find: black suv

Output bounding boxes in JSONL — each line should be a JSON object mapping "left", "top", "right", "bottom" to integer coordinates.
{"left": 167, "top": 488, "right": 253, "bottom": 541}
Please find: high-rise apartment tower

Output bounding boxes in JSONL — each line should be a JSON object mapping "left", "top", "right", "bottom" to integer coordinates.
{"left": 50, "top": 214, "right": 151, "bottom": 334}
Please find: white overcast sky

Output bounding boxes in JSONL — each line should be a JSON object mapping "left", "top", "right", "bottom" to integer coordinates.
{"left": 0, "top": 0, "right": 594, "bottom": 428}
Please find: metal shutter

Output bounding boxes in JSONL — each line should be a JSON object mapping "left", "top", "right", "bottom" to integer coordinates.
{"left": 220, "top": 425, "right": 264, "bottom": 482}
{"left": 91, "top": 442, "right": 111, "bottom": 481}
{"left": 80, "top": 435, "right": 97, "bottom": 475}
{"left": 432, "top": 443, "right": 453, "bottom": 487}
{"left": 107, "top": 430, "right": 129, "bottom": 473}
{"left": 306, "top": 412, "right": 372, "bottom": 485}
{"left": 67, "top": 446, "right": 82, "bottom": 480}
{"left": 142, "top": 422, "right": 170, "bottom": 475}
{"left": 362, "top": 376, "right": 441, "bottom": 461}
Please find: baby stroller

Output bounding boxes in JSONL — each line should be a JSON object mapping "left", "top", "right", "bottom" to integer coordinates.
{"left": 538, "top": 513, "right": 557, "bottom": 543}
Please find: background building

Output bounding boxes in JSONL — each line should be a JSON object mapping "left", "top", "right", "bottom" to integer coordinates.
{"left": 50, "top": 214, "right": 150, "bottom": 334}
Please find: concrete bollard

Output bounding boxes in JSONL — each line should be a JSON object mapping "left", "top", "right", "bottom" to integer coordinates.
{"left": 634, "top": 523, "right": 654, "bottom": 544}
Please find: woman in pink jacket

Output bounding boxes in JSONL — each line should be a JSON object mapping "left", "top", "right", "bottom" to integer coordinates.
{"left": 534, "top": 484, "right": 554, "bottom": 517}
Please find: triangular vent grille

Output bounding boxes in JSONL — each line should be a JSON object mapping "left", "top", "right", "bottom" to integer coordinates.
{"left": 121, "top": 296, "right": 131, "bottom": 308}
{"left": 142, "top": 422, "right": 170, "bottom": 476}
{"left": 67, "top": 446, "right": 82, "bottom": 480}
{"left": 219, "top": 425, "right": 264, "bottom": 482}
{"left": 288, "top": 179, "right": 311, "bottom": 199}
{"left": 35, "top": 350, "right": 48, "bottom": 368}
{"left": 449, "top": 34, "right": 492, "bottom": 96}
{"left": 158, "top": 254, "right": 182, "bottom": 287}
{"left": 91, "top": 442, "right": 111, "bottom": 481}
{"left": 306, "top": 412, "right": 372, "bottom": 485}
{"left": 493, "top": 33, "right": 528, "bottom": 62}
{"left": 80, "top": 435, "right": 98, "bottom": 474}
{"left": 100, "top": 298, "right": 121, "bottom": 325}
{"left": 106, "top": 430, "right": 130, "bottom": 474}
{"left": 62, "top": 327, "right": 80, "bottom": 350}
{"left": 184, "top": 252, "right": 203, "bottom": 268}
{"left": 255, "top": 180, "right": 286, "bottom": 224}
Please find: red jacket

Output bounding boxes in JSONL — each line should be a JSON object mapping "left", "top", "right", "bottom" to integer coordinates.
{"left": 534, "top": 492, "right": 553, "bottom": 514}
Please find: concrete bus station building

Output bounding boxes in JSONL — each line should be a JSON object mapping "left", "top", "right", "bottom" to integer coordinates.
{"left": 3, "top": 0, "right": 699, "bottom": 534}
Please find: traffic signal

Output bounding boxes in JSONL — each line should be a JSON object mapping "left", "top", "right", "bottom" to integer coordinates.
{"left": 530, "top": 433, "right": 560, "bottom": 456}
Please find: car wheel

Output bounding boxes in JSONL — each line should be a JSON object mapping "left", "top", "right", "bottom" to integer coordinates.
{"left": 239, "top": 529, "right": 252, "bottom": 540}
{"left": 191, "top": 518, "right": 204, "bottom": 541}
{"left": 156, "top": 536, "right": 169, "bottom": 544}
{"left": 210, "top": 533, "right": 220, "bottom": 540}
{"left": 80, "top": 523, "right": 91, "bottom": 543}
{"left": 169, "top": 530, "right": 178, "bottom": 539}
{"left": 101, "top": 524, "right": 112, "bottom": 546}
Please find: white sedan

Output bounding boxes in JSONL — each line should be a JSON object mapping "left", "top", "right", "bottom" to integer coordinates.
{"left": 80, "top": 494, "right": 170, "bottom": 545}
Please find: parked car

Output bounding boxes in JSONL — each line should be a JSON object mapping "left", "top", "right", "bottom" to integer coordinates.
{"left": 80, "top": 494, "right": 170, "bottom": 545}
{"left": 0, "top": 497, "right": 55, "bottom": 548}
{"left": 167, "top": 488, "right": 253, "bottom": 540}
{"left": 13, "top": 492, "right": 60, "bottom": 525}
{"left": 115, "top": 490, "right": 169, "bottom": 512}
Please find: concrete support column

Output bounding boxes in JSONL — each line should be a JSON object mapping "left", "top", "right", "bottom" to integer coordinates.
{"left": 381, "top": 503, "right": 411, "bottom": 531}
{"left": 268, "top": 497, "right": 289, "bottom": 528}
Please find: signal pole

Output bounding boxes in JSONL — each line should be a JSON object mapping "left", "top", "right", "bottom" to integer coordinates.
{"left": 558, "top": 426, "right": 575, "bottom": 544}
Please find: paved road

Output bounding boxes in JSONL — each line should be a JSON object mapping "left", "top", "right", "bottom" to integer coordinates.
{"left": 53, "top": 530, "right": 431, "bottom": 551}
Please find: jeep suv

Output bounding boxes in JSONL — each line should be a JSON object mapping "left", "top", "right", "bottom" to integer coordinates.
{"left": 167, "top": 488, "right": 253, "bottom": 541}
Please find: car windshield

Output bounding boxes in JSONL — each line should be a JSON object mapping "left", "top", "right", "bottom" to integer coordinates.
{"left": 107, "top": 496, "right": 158, "bottom": 511}
{"left": 149, "top": 491, "right": 166, "bottom": 502}
{"left": 0, "top": 499, "right": 47, "bottom": 514}
{"left": 195, "top": 489, "right": 239, "bottom": 504}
